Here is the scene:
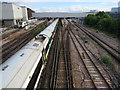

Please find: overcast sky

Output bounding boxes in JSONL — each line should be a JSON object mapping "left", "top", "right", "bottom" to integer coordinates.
{"left": 1, "top": 0, "right": 119, "bottom": 12}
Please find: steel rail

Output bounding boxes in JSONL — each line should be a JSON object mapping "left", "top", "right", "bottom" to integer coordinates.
{"left": 49, "top": 25, "right": 60, "bottom": 88}
{"left": 62, "top": 26, "right": 71, "bottom": 88}
{"left": 1, "top": 31, "right": 33, "bottom": 63}
{"left": 79, "top": 24, "right": 120, "bottom": 54}
{"left": 83, "top": 41, "right": 119, "bottom": 89}
{"left": 70, "top": 21, "right": 119, "bottom": 88}
{"left": 68, "top": 30, "right": 97, "bottom": 89}
{"left": 65, "top": 27, "right": 74, "bottom": 88}
{"left": 74, "top": 23, "right": 120, "bottom": 62}
{"left": 50, "top": 21, "right": 72, "bottom": 88}
{"left": 68, "top": 24, "right": 112, "bottom": 89}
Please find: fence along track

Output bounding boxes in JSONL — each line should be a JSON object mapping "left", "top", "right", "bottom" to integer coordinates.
{"left": 68, "top": 24, "right": 112, "bottom": 89}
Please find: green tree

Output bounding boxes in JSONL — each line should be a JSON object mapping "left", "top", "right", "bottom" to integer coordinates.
{"left": 84, "top": 11, "right": 119, "bottom": 38}
{"left": 115, "top": 17, "right": 120, "bottom": 38}
{"left": 84, "top": 14, "right": 98, "bottom": 27}
{"left": 95, "top": 11, "right": 111, "bottom": 19}
{"left": 98, "top": 18, "right": 112, "bottom": 32}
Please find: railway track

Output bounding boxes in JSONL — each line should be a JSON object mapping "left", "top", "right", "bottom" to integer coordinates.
{"left": 68, "top": 24, "right": 113, "bottom": 89}
{"left": 37, "top": 20, "right": 73, "bottom": 88}
{"left": 37, "top": 19, "right": 117, "bottom": 89}
{"left": 36, "top": 19, "right": 60, "bottom": 88}
{"left": 1, "top": 31, "right": 33, "bottom": 63}
{"left": 50, "top": 21, "right": 72, "bottom": 88}
{"left": 1, "top": 20, "right": 46, "bottom": 40}
{"left": 1, "top": 29, "right": 20, "bottom": 40}
{"left": 73, "top": 22, "right": 120, "bottom": 62}
{"left": 1, "top": 21, "right": 46, "bottom": 64}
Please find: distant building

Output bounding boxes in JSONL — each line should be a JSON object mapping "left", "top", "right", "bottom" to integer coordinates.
{"left": 111, "top": 1, "right": 120, "bottom": 14}
{"left": 0, "top": 2, "right": 23, "bottom": 26}
{"left": 0, "top": 2, "right": 35, "bottom": 27}
{"left": 119, "top": 1, "right": 120, "bottom": 13}
{"left": 90, "top": 10, "right": 98, "bottom": 13}
{"left": 118, "top": 1, "right": 120, "bottom": 7}
{"left": 111, "top": 7, "right": 118, "bottom": 13}
{"left": 106, "top": 1, "right": 120, "bottom": 18}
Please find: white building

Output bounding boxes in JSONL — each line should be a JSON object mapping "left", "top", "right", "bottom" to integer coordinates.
{"left": 21, "top": 6, "right": 28, "bottom": 21}
{"left": 111, "top": 7, "right": 118, "bottom": 13}
{"left": 90, "top": 10, "right": 98, "bottom": 13}
{"left": 118, "top": 1, "right": 120, "bottom": 7}
{"left": 0, "top": 2, "right": 28, "bottom": 27}
{"left": 110, "top": 1, "right": 120, "bottom": 14}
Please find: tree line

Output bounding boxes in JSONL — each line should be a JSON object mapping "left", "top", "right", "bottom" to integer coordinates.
{"left": 84, "top": 11, "right": 120, "bottom": 38}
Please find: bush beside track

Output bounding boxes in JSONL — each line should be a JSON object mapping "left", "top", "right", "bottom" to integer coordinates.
{"left": 84, "top": 11, "right": 120, "bottom": 39}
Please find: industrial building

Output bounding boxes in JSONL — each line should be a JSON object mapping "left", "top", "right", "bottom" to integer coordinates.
{"left": 0, "top": 2, "right": 35, "bottom": 27}
{"left": 111, "top": 7, "right": 119, "bottom": 13}
{"left": 107, "top": 1, "right": 120, "bottom": 18}
{"left": 118, "top": 1, "right": 120, "bottom": 7}
{"left": 110, "top": 1, "right": 120, "bottom": 14}
{"left": 118, "top": 1, "right": 120, "bottom": 13}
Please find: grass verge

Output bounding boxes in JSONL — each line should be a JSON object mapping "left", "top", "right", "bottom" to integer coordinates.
{"left": 100, "top": 55, "right": 112, "bottom": 65}
{"left": 32, "top": 25, "right": 46, "bottom": 37}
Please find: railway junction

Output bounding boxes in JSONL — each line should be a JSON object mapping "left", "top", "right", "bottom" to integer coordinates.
{"left": 36, "top": 19, "right": 120, "bottom": 89}
{"left": 0, "top": 18, "right": 120, "bottom": 89}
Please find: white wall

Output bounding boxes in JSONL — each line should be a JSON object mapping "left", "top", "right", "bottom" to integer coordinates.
{"left": 0, "top": 3, "right": 2, "bottom": 21}
{"left": 0, "top": 3, "right": 2, "bottom": 26}
{"left": 0, "top": 3, "right": 13, "bottom": 20}
{"left": 21, "top": 6, "right": 28, "bottom": 20}
{"left": 0, "top": 3, "right": 23, "bottom": 20}
{"left": 12, "top": 4, "right": 23, "bottom": 20}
